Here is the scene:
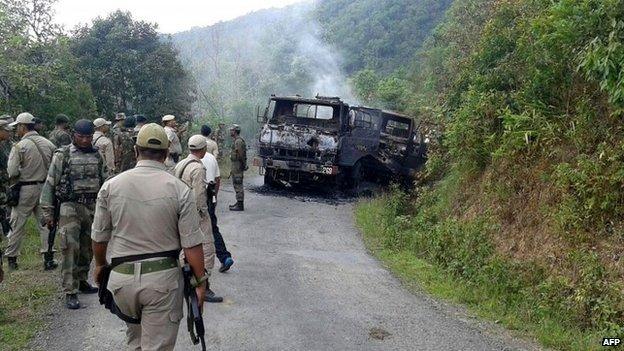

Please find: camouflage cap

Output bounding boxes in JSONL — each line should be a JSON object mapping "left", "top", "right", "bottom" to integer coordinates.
{"left": 162, "top": 114, "right": 175, "bottom": 122}
{"left": 115, "top": 112, "right": 126, "bottom": 121}
{"left": 10, "top": 112, "right": 36, "bottom": 127}
{"left": 136, "top": 123, "right": 169, "bottom": 150}
{"left": 56, "top": 114, "right": 70, "bottom": 124}
{"left": 0, "top": 119, "right": 13, "bottom": 131}
{"left": 230, "top": 124, "right": 241, "bottom": 132}
{"left": 188, "top": 134, "right": 207, "bottom": 150}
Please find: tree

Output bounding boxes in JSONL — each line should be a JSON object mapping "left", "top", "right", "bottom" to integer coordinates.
{"left": 71, "top": 11, "right": 196, "bottom": 119}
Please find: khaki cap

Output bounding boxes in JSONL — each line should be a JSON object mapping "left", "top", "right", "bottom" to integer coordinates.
{"left": 162, "top": 114, "right": 175, "bottom": 122}
{"left": 93, "top": 118, "right": 112, "bottom": 128}
{"left": 10, "top": 112, "right": 36, "bottom": 127}
{"left": 0, "top": 120, "right": 13, "bottom": 131}
{"left": 115, "top": 112, "right": 126, "bottom": 121}
{"left": 230, "top": 124, "right": 241, "bottom": 132}
{"left": 135, "top": 123, "right": 169, "bottom": 150}
{"left": 188, "top": 134, "right": 207, "bottom": 150}
{"left": 0, "top": 114, "right": 13, "bottom": 123}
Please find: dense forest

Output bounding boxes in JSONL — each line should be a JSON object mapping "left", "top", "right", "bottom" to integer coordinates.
{"left": 0, "top": 0, "right": 194, "bottom": 126}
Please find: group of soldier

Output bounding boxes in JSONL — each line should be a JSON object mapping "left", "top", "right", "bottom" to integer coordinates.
{"left": 0, "top": 110, "right": 248, "bottom": 348}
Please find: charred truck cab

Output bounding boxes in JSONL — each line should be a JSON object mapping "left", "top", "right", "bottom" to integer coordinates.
{"left": 253, "top": 95, "right": 426, "bottom": 188}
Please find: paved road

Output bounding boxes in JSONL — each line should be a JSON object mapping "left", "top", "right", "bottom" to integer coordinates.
{"left": 32, "top": 177, "right": 540, "bottom": 351}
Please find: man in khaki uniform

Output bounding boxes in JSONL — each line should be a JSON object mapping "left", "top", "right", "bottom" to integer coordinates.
{"left": 162, "top": 115, "right": 182, "bottom": 170}
{"left": 92, "top": 123, "right": 206, "bottom": 351}
{"left": 229, "top": 124, "right": 247, "bottom": 211}
{"left": 5, "top": 113, "right": 58, "bottom": 270}
{"left": 41, "top": 120, "right": 105, "bottom": 309}
{"left": 174, "top": 135, "right": 223, "bottom": 303}
{"left": 200, "top": 125, "right": 219, "bottom": 158}
{"left": 93, "top": 118, "right": 115, "bottom": 175}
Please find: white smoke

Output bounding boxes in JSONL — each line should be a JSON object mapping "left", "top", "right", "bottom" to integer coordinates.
{"left": 294, "top": 8, "right": 359, "bottom": 105}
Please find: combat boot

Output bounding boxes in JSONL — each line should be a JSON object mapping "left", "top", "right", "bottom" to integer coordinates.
{"left": 205, "top": 286, "right": 223, "bottom": 303}
{"left": 7, "top": 256, "right": 17, "bottom": 270}
{"left": 66, "top": 294, "right": 80, "bottom": 310}
{"left": 43, "top": 252, "right": 58, "bottom": 271}
{"left": 229, "top": 201, "right": 244, "bottom": 211}
{"left": 79, "top": 281, "right": 99, "bottom": 294}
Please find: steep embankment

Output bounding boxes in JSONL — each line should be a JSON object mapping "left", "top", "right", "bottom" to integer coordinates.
{"left": 357, "top": 1, "right": 624, "bottom": 350}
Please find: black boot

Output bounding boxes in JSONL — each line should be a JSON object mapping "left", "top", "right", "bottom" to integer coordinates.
{"left": 205, "top": 288, "right": 224, "bottom": 303}
{"left": 7, "top": 256, "right": 17, "bottom": 271}
{"left": 43, "top": 252, "right": 58, "bottom": 271}
{"left": 229, "top": 201, "right": 244, "bottom": 211}
{"left": 65, "top": 294, "right": 80, "bottom": 310}
{"left": 79, "top": 281, "right": 99, "bottom": 294}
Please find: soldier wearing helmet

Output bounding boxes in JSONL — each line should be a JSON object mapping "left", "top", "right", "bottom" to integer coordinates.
{"left": 40, "top": 119, "right": 107, "bottom": 309}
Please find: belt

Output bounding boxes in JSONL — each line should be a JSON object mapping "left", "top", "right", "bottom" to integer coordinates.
{"left": 112, "top": 257, "right": 178, "bottom": 275}
{"left": 19, "top": 181, "right": 45, "bottom": 186}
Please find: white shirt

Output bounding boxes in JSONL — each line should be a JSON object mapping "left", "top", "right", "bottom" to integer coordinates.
{"left": 201, "top": 152, "right": 220, "bottom": 184}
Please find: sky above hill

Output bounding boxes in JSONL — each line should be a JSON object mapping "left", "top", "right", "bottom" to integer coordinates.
{"left": 54, "top": 0, "right": 305, "bottom": 33}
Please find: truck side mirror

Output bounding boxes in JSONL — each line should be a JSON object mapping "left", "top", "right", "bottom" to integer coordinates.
{"left": 256, "top": 105, "right": 265, "bottom": 123}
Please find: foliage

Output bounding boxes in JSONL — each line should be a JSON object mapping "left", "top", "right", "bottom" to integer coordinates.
{"left": 0, "top": 0, "right": 97, "bottom": 124}
{"left": 71, "top": 11, "right": 195, "bottom": 119}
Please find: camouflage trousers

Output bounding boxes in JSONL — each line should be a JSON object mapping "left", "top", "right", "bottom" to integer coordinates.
{"left": 58, "top": 202, "right": 94, "bottom": 294}
{"left": 232, "top": 173, "right": 244, "bottom": 202}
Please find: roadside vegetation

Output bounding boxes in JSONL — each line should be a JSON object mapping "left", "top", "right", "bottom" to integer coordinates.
{"left": 357, "top": 1, "right": 624, "bottom": 350}
{"left": 0, "top": 220, "right": 58, "bottom": 351}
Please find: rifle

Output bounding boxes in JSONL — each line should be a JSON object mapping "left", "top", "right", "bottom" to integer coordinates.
{"left": 0, "top": 207, "right": 10, "bottom": 236}
{"left": 47, "top": 198, "right": 60, "bottom": 253}
{"left": 182, "top": 263, "right": 206, "bottom": 351}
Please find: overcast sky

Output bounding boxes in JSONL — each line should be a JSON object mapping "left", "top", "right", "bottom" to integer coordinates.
{"left": 53, "top": 0, "right": 305, "bottom": 33}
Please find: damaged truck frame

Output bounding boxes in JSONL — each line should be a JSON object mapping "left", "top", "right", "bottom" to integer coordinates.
{"left": 253, "top": 95, "right": 427, "bottom": 189}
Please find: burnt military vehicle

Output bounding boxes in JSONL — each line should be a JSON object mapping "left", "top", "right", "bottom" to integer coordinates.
{"left": 253, "top": 95, "right": 426, "bottom": 188}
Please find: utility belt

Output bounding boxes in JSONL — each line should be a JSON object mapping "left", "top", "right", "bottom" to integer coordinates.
{"left": 98, "top": 250, "right": 180, "bottom": 324}
{"left": 7, "top": 180, "right": 45, "bottom": 207}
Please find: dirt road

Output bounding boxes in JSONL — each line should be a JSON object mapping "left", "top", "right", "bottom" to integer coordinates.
{"left": 32, "top": 177, "right": 539, "bottom": 351}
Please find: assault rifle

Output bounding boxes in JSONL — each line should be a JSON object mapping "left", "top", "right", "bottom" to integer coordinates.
{"left": 182, "top": 263, "right": 206, "bottom": 351}
{"left": 0, "top": 207, "right": 11, "bottom": 236}
{"left": 45, "top": 198, "right": 60, "bottom": 253}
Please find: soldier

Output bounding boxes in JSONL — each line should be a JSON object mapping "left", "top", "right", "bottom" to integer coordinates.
{"left": 92, "top": 123, "right": 207, "bottom": 350}
{"left": 0, "top": 120, "right": 13, "bottom": 283}
{"left": 229, "top": 124, "right": 247, "bottom": 211}
{"left": 112, "top": 113, "right": 136, "bottom": 173}
{"left": 40, "top": 119, "right": 105, "bottom": 309}
{"left": 134, "top": 115, "right": 147, "bottom": 134}
{"left": 162, "top": 115, "right": 182, "bottom": 170}
{"left": 48, "top": 114, "right": 72, "bottom": 148}
{"left": 174, "top": 135, "right": 223, "bottom": 303}
{"left": 201, "top": 125, "right": 219, "bottom": 158}
{"left": 93, "top": 118, "right": 115, "bottom": 177}
{"left": 5, "top": 112, "right": 58, "bottom": 270}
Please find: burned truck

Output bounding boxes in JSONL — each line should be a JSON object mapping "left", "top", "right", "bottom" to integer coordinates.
{"left": 253, "top": 95, "right": 426, "bottom": 188}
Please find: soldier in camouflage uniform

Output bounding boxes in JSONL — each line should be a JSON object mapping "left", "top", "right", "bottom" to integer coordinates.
{"left": 48, "top": 114, "right": 72, "bottom": 148}
{"left": 229, "top": 124, "right": 247, "bottom": 211}
{"left": 0, "top": 120, "right": 13, "bottom": 283}
{"left": 112, "top": 113, "right": 137, "bottom": 173}
{"left": 40, "top": 119, "right": 107, "bottom": 309}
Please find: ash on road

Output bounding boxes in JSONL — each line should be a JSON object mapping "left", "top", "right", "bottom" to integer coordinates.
{"left": 32, "top": 177, "right": 540, "bottom": 351}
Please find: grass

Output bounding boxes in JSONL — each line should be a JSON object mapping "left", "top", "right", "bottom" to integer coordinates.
{"left": 0, "top": 219, "right": 59, "bottom": 351}
{"left": 355, "top": 196, "right": 614, "bottom": 351}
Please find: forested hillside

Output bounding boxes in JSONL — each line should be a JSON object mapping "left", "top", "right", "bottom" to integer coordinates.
{"left": 357, "top": 0, "right": 624, "bottom": 350}
{"left": 171, "top": 0, "right": 452, "bottom": 136}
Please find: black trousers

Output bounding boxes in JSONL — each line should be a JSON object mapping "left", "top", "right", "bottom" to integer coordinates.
{"left": 208, "top": 198, "right": 232, "bottom": 264}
